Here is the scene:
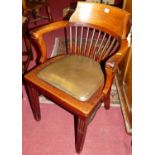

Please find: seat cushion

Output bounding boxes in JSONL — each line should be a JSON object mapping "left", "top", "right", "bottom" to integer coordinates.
{"left": 37, "top": 55, "right": 104, "bottom": 101}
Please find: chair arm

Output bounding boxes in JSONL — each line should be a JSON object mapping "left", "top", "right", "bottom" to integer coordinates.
{"left": 29, "top": 21, "right": 69, "bottom": 64}
{"left": 30, "top": 20, "right": 69, "bottom": 38}
{"left": 103, "top": 39, "right": 129, "bottom": 96}
{"left": 105, "top": 39, "right": 129, "bottom": 72}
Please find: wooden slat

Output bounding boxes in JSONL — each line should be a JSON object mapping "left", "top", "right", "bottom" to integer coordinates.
{"left": 75, "top": 26, "right": 78, "bottom": 54}
{"left": 88, "top": 28, "right": 95, "bottom": 57}
{"left": 68, "top": 24, "right": 120, "bottom": 62}
{"left": 83, "top": 27, "right": 90, "bottom": 55}
{"left": 98, "top": 34, "right": 111, "bottom": 61}
{"left": 69, "top": 26, "right": 73, "bottom": 54}
{"left": 109, "top": 40, "right": 120, "bottom": 56}
{"left": 101, "top": 37, "right": 116, "bottom": 60}
{"left": 96, "top": 32, "right": 107, "bottom": 56}
{"left": 79, "top": 26, "right": 84, "bottom": 54}
{"left": 92, "top": 30, "right": 101, "bottom": 59}
{"left": 64, "top": 27, "right": 68, "bottom": 54}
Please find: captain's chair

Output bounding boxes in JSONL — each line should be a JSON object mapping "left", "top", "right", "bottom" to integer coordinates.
{"left": 24, "top": 2, "right": 131, "bottom": 153}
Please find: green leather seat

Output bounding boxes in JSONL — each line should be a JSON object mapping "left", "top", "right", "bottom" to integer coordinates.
{"left": 37, "top": 55, "right": 105, "bottom": 101}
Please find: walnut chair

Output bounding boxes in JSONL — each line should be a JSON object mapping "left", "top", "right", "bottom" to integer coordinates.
{"left": 24, "top": 2, "right": 131, "bottom": 153}
{"left": 22, "top": 0, "right": 52, "bottom": 24}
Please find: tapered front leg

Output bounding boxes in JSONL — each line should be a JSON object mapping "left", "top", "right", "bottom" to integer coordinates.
{"left": 104, "top": 95, "right": 110, "bottom": 109}
{"left": 74, "top": 115, "right": 88, "bottom": 153}
{"left": 26, "top": 81, "right": 41, "bottom": 121}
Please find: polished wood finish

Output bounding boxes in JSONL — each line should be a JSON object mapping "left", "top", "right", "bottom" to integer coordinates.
{"left": 66, "top": 24, "right": 121, "bottom": 62}
{"left": 24, "top": 2, "right": 131, "bottom": 153}
{"left": 75, "top": 116, "right": 88, "bottom": 153}
{"left": 25, "top": 55, "right": 104, "bottom": 117}
{"left": 22, "top": 0, "right": 52, "bottom": 24}
{"left": 30, "top": 21, "right": 69, "bottom": 64}
{"left": 25, "top": 81, "right": 41, "bottom": 121}
{"left": 69, "top": 2, "right": 131, "bottom": 39}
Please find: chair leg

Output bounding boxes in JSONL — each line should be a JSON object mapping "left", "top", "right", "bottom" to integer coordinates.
{"left": 104, "top": 95, "right": 110, "bottom": 109}
{"left": 26, "top": 82, "right": 41, "bottom": 121}
{"left": 74, "top": 115, "right": 88, "bottom": 153}
{"left": 45, "top": 5, "right": 52, "bottom": 22}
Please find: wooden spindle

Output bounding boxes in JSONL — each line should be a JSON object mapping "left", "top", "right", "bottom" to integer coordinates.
{"left": 109, "top": 40, "right": 120, "bottom": 56}
{"left": 83, "top": 27, "right": 90, "bottom": 55}
{"left": 79, "top": 26, "right": 84, "bottom": 55}
{"left": 101, "top": 37, "right": 116, "bottom": 60}
{"left": 92, "top": 31, "right": 101, "bottom": 59}
{"left": 64, "top": 27, "right": 68, "bottom": 54}
{"left": 88, "top": 28, "right": 95, "bottom": 57}
{"left": 69, "top": 26, "right": 73, "bottom": 54}
{"left": 96, "top": 32, "right": 107, "bottom": 55}
{"left": 75, "top": 26, "right": 78, "bottom": 54}
{"left": 98, "top": 35, "right": 111, "bottom": 60}
{"left": 69, "top": 24, "right": 120, "bottom": 62}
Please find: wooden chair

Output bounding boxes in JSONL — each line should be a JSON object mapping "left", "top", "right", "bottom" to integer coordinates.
{"left": 22, "top": 0, "right": 52, "bottom": 24}
{"left": 24, "top": 2, "right": 131, "bottom": 153}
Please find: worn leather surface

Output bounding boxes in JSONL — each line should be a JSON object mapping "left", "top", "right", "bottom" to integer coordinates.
{"left": 37, "top": 55, "right": 104, "bottom": 101}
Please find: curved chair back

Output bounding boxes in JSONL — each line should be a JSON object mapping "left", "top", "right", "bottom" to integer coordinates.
{"left": 63, "top": 2, "right": 131, "bottom": 62}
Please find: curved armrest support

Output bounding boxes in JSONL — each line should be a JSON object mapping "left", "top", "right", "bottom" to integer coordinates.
{"left": 30, "top": 21, "right": 69, "bottom": 64}
{"left": 103, "top": 39, "right": 129, "bottom": 96}
{"left": 105, "top": 39, "right": 129, "bottom": 72}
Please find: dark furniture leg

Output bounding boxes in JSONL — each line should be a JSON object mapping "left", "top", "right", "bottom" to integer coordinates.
{"left": 75, "top": 115, "right": 88, "bottom": 153}
{"left": 26, "top": 82, "right": 41, "bottom": 121}
{"left": 104, "top": 95, "right": 110, "bottom": 109}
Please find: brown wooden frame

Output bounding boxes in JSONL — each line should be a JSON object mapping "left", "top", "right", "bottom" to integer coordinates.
{"left": 24, "top": 2, "right": 131, "bottom": 153}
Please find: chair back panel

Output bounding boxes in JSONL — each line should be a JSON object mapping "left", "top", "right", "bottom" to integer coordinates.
{"left": 69, "top": 2, "right": 131, "bottom": 39}
{"left": 65, "top": 24, "right": 120, "bottom": 62}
